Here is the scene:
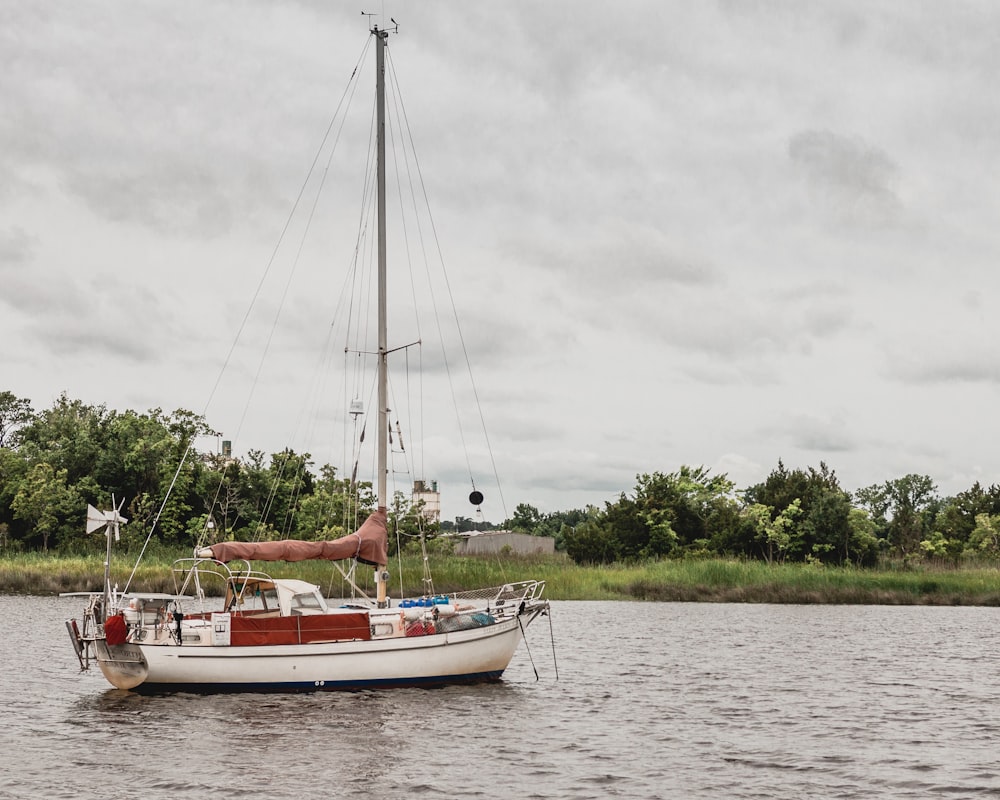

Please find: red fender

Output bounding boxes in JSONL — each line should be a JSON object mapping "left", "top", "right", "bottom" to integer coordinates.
{"left": 104, "top": 613, "right": 127, "bottom": 646}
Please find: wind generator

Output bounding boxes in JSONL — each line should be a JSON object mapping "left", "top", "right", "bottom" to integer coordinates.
{"left": 86, "top": 497, "right": 128, "bottom": 622}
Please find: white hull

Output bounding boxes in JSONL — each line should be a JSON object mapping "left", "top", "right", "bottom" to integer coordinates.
{"left": 96, "top": 616, "right": 523, "bottom": 692}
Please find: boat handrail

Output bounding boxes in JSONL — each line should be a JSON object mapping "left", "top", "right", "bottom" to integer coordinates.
{"left": 170, "top": 557, "right": 275, "bottom": 581}
{"left": 170, "top": 557, "right": 277, "bottom": 607}
{"left": 449, "top": 580, "right": 547, "bottom": 606}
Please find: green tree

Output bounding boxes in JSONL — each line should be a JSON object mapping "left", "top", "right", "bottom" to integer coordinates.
{"left": 442, "top": 516, "right": 481, "bottom": 533}
{"left": 884, "top": 474, "right": 939, "bottom": 557}
{"left": 637, "top": 466, "right": 737, "bottom": 550}
{"left": 16, "top": 393, "right": 111, "bottom": 486}
{"left": 508, "top": 503, "right": 542, "bottom": 533}
{"left": 563, "top": 516, "right": 617, "bottom": 564}
{"left": 965, "top": 513, "right": 1000, "bottom": 556}
{"left": 386, "top": 489, "right": 437, "bottom": 556}
{"left": 0, "top": 391, "right": 33, "bottom": 448}
{"left": 0, "top": 446, "right": 28, "bottom": 539}
{"left": 745, "top": 461, "right": 854, "bottom": 564}
{"left": 846, "top": 507, "right": 880, "bottom": 566}
{"left": 745, "top": 499, "right": 802, "bottom": 564}
{"left": 935, "top": 484, "right": 1000, "bottom": 555}
{"left": 575, "top": 466, "right": 738, "bottom": 562}
{"left": 11, "top": 462, "right": 79, "bottom": 551}
{"left": 919, "top": 530, "right": 952, "bottom": 560}
{"left": 536, "top": 507, "right": 593, "bottom": 550}
{"left": 295, "top": 465, "right": 373, "bottom": 540}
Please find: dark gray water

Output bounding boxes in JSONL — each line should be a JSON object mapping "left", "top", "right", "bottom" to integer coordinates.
{"left": 3, "top": 596, "right": 1000, "bottom": 799}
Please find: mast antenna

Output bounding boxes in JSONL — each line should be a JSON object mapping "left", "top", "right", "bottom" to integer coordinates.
{"left": 362, "top": 12, "right": 399, "bottom": 35}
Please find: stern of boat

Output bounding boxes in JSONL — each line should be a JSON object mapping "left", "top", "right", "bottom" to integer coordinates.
{"left": 63, "top": 591, "right": 154, "bottom": 691}
{"left": 94, "top": 639, "right": 149, "bottom": 690}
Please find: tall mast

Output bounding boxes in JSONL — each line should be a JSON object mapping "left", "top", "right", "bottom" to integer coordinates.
{"left": 375, "top": 25, "right": 389, "bottom": 514}
{"left": 374, "top": 24, "right": 390, "bottom": 608}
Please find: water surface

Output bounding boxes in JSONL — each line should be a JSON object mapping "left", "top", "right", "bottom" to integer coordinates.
{"left": 3, "top": 596, "right": 999, "bottom": 798}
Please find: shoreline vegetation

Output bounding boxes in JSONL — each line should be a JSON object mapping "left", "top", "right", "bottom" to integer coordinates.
{"left": 5, "top": 553, "right": 1000, "bottom": 605}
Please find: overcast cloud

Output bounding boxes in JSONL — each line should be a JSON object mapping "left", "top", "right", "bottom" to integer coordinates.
{"left": 3, "top": 1, "right": 1000, "bottom": 521}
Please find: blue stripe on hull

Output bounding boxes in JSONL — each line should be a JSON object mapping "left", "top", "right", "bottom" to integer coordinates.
{"left": 131, "top": 669, "right": 506, "bottom": 694}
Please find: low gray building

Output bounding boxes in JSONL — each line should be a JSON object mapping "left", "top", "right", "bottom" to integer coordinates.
{"left": 453, "top": 530, "right": 555, "bottom": 556}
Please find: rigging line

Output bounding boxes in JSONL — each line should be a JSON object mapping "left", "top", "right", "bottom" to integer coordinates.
{"left": 253, "top": 446, "right": 310, "bottom": 542}
{"left": 253, "top": 62, "right": 373, "bottom": 537}
{"left": 166, "top": 40, "right": 372, "bottom": 562}
{"left": 517, "top": 615, "right": 541, "bottom": 681}
{"left": 341, "top": 348, "right": 355, "bottom": 533}
{"left": 252, "top": 457, "right": 282, "bottom": 542}
{"left": 244, "top": 290, "right": 344, "bottom": 542}
{"left": 275, "top": 450, "right": 310, "bottom": 539}
{"left": 405, "top": 347, "right": 423, "bottom": 494}
{"left": 300, "top": 320, "right": 344, "bottom": 473}
{"left": 386, "top": 63, "right": 422, "bottom": 347}
{"left": 548, "top": 606, "right": 560, "bottom": 681}
{"left": 346, "top": 372, "right": 380, "bottom": 526}
{"left": 386, "top": 369, "right": 414, "bottom": 482}
{"left": 344, "top": 79, "right": 380, "bottom": 381}
{"left": 395, "top": 526, "right": 405, "bottom": 599}
{"left": 231, "top": 69, "right": 365, "bottom": 470}
{"left": 389, "top": 49, "right": 510, "bottom": 581}
{"left": 121, "top": 445, "right": 193, "bottom": 597}
{"left": 197, "top": 457, "right": 236, "bottom": 550}
{"left": 227, "top": 44, "right": 377, "bottom": 542}
{"left": 341, "top": 347, "right": 359, "bottom": 536}
{"left": 297, "top": 50, "right": 378, "bottom": 459}
{"left": 387, "top": 49, "right": 502, "bottom": 514}
{"left": 418, "top": 345, "right": 425, "bottom": 492}
{"left": 340, "top": 150, "right": 379, "bottom": 520}
{"left": 131, "top": 44, "right": 374, "bottom": 577}
{"left": 200, "top": 37, "right": 371, "bottom": 430}
{"left": 385, "top": 65, "right": 425, "bottom": 493}
{"left": 280, "top": 455, "right": 309, "bottom": 538}
{"left": 416, "top": 148, "right": 508, "bottom": 517}
{"left": 328, "top": 174, "right": 377, "bottom": 502}
{"left": 339, "top": 148, "right": 379, "bottom": 469}
{"left": 353, "top": 169, "right": 379, "bottom": 388}
{"left": 386, "top": 53, "right": 430, "bottom": 487}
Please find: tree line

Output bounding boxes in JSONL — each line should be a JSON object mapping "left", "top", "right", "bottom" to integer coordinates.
{"left": 0, "top": 391, "right": 408, "bottom": 554}
{"left": 510, "top": 464, "right": 1000, "bottom": 566}
{"left": 3, "top": 391, "right": 1000, "bottom": 566}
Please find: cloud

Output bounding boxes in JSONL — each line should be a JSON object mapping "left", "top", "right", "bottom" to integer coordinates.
{"left": 527, "top": 221, "right": 720, "bottom": 290}
{"left": 783, "top": 410, "right": 857, "bottom": 453}
{"left": 886, "top": 346, "right": 1000, "bottom": 386}
{"left": 0, "top": 227, "right": 36, "bottom": 273}
{"left": 713, "top": 452, "right": 766, "bottom": 490}
{"left": 788, "top": 130, "right": 902, "bottom": 226}
{"left": 4, "top": 2, "right": 1000, "bottom": 518}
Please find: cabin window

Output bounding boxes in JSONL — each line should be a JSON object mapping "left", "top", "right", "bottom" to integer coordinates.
{"left": 229, "top": 584, "right": 279, "bottom": 612}
{"left": 291, "top": 592, "right": 324, "bottom": 611}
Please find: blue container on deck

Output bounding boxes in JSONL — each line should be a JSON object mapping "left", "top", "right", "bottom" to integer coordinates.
{"left": 432, "top": 595, "right": 450, "bottom": 605}
{"left": 400, "top": 599, "right": 416, "bottom": 608}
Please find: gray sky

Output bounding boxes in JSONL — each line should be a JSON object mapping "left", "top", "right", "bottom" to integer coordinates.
{"left": 3, "top": 2, "right": 999, "bottom": 522}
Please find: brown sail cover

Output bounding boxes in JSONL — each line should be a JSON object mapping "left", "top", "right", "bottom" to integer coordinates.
{"left": 205, "top": 508, "right": 388, "bottom": 566}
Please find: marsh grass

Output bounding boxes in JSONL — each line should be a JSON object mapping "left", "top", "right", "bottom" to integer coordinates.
{"left": 4, "top": 551, "right": 1000, "bottom": 604}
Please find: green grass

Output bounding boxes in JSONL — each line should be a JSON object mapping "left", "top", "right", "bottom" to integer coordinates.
{"left": 4, "top": 551, "right": 1000, "bottom": 605}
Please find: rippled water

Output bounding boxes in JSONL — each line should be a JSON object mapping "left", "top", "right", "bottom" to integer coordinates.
{"left": 3, "top": 596, "right": 1000, "bottom": 798}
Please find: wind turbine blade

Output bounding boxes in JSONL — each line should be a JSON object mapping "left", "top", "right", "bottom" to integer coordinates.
{"left": 86, "top": 505, "right": 108, "bottom": 534}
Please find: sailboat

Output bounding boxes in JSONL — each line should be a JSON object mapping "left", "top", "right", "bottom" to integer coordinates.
{"left": 64, "top": 23, "right": 551, "bottom": 692}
